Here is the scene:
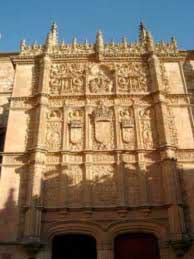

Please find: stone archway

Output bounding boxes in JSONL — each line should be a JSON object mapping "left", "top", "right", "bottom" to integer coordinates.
{"left": 114, "top": 233, "right": 160, "bottom": 259}
{"left": 52, "top": 234, "right": 97, "bottom": 259}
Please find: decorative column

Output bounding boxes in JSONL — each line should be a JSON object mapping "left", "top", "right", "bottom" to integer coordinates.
{"left": 159, "top": 242, "right": 170, "bottom": 259}
{"left": 23, "top": 54, "right": 51, "bottom": 256}
{"left": 146, "top": 31, "right": 188, "bottom": 256}
{"left": 97, "top": 239, "right": 113, "bottom": 259}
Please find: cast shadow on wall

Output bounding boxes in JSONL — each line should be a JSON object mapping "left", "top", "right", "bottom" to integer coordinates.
{"left": 0, "top": 159, "right": 194, "bottom": 257}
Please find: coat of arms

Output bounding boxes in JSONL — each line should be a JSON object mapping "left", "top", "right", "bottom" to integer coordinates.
{"left": 69, "top": 110, "right": 83, "bottom": 145}
{"left": 120, "top": 109, "right": 134, "bottom": 143}
{"left": 93, "top": 102, "right": 112, "bottom": 147}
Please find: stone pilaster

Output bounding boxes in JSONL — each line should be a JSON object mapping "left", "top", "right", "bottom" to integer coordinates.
{"left": 133, "top": 104, "right": 148, "bottom": 205}
{"left": 23, "top": 55, "right": 50, "bottom": 242}
{"left": 97, "top": 240, "right": 113, "bottom": 259}
{"left": 148, "top": 51, "right": 187, "bottom": 249}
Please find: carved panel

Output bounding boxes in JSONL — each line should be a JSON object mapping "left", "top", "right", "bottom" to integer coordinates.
{"left": 65, "top": 165, "right": 84, "bottom": 206}
{"left": 49, "top": 63, "right": 85, "bottom": 95}
{"left": 116, "top": 62, "right": 150, "bottom": 93}
{"left": 0, "top": 62, "right": 14, "bottom": 92}
{"left": 88, "top": 165, "right": 118, "bottom": 206}
{"left": 160, "top": 63, "right": 170, "bottom": 93}
{"left": 43, "top": 166, "right": 60, "bottom": 206}
{"left": 91, "top": 103, "right": 114, "bottom": 150}
{"left": 119, "top": 107, "right": 135, "bottom": 149}
{"left": 139, "top": 107, "right": 156, "bottom": 149}
{"left": 87, "top": 64, "right": 114, "bottom": 94}
{"left": 46, "top": 110, "right": 62, "bottom": 150}
{"left": 176, "top": 151, "right": 194, "bottom": 161}
{"left": 124, "top": 163, "right": 141, "bottom": 205}
{"left": 68, "top": 108, "right": 84, "bottom": 151}
{"left": 92, "top": 153, "right": 115, "bottom": 163}
{"left": 166, "top": 106, "right": 178, "bottom": 146}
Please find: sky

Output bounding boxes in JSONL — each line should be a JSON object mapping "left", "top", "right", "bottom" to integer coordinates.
{"left": 0, "top": 0, "right": 194, "bottom": 52}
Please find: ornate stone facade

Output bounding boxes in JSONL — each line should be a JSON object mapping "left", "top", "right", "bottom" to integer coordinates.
{"left": 0, "top": 23, "right": 194, "bottom": 259}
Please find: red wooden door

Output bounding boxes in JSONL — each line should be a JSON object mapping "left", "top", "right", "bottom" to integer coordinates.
{"left": 114, "top": 233, "right": 160, "bottom": 259}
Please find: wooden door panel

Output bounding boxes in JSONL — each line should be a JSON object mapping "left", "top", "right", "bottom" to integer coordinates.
{"left": 114, "top": 233, "right": 160, "bottom": 259}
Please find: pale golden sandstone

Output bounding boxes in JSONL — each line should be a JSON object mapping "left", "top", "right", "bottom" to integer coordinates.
{"left": 0, "top": 23, "right": 193, "bottom": 259}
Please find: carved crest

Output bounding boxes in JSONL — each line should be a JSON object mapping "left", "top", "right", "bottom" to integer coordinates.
{"left": 93, "top": 103, "right": 112, "bottom": 146}
{"left": 120, "top": 109, "right": 134, "bottom": 143}
{"left": 69, "top": 110, "right": 83, "bottom": 145}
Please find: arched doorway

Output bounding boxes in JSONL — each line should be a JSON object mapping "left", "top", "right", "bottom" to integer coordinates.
{"left": 52, "top": 234, "right": 97, "bottom": 259}
{"left": 114, "top": 233, "right": 160, "bottom": 259}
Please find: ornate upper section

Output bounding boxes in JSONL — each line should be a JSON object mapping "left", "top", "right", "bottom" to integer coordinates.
{"left": 19, "top": 22, "right": 179, "bottom": 58}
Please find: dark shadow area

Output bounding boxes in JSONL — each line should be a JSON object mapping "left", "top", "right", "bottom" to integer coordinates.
{"left": 0, "top": 188, "right": 18, "bottom": 241}
{"left": 114, "top": 233, "right": 160, "bottom": 259}
{"left": 52, "top": 234, "right": 97, "bottom": 259}
{"left": 0, "top": 155, "right": 194, "bottom": 258}
{"left": 42, "top": 160, "right": 165, "bottom": 209}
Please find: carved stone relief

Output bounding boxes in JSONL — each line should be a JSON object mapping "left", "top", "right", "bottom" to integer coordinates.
{"left": 91, "top": 102, "right": 114, "bottom": 150}
{"left": 49, "top": 63, "right": 85, "bottom": 95}
{"left": 68, "top": 109, "right": 84, "bottom": 150}
{"left": 119, "top": 107, "right": 135, "bottom": 149}
{"left": 87, "top": 64, "right": 114, "bottom": 94}
{"left": 139, "top": 107, "right": 156, "bottom": 149}
{"left": 46, "top": 109, "right": 62, "bottom": 150}
{"left": 160, "top": 63, "right": 170, "bottom": 93}
{"left": 166, "top": 106, "right": 178, "bottom": 146}
{"left": 49, "top": 62, "right": 150, "bottom": 96}
{"left": 116, "top": 62, "right": 150, "bottom": 93}
{"left": 65, "top": 165, "right": 84, "bottom": 206}
{"left": 124, "top": 163, "right": 140, "bottom": 205}
{"left": 88, "top": 165, "right": 118, "bottom": 206}
{"left": 43, "top": 166, "right": 60, "bottom": 206}
{"left": 0, "top": 63, "right": 14, "bottom": 92}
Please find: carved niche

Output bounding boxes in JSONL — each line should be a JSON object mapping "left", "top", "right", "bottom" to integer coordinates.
{"left": 68, "top": 109, "right": 84, "bottom": 150}
{"left": 87, "top": 64, "right": 114, "bottom": 94}
{"left": 46, "top": 109, "right": 62, "bottom": 150}
{"left": 119, "top": 107, "right": 135, "bottom": 149}
{"left": 139, "top": 107, "right": 155, "bottom": 149}
{"left": 49, "top": 63, "right": 85, "bottom": 95}
{"left": 116, "top": 62, "right": 150, "bottom": 93}
{"left": 91, "top": 102, "right": 114, "bottom": 150}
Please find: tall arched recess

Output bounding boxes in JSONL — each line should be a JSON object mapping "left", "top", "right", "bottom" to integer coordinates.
{"left": 114, "top": 233, "right": 160, "bottom": 259}
{"left": 52, "top": 234, "right": 97, "bottom": 259}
